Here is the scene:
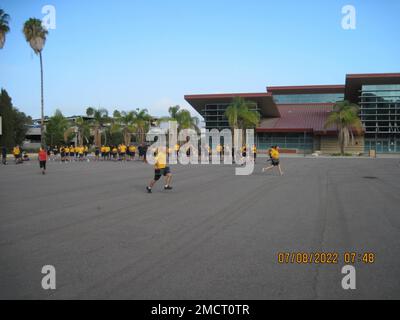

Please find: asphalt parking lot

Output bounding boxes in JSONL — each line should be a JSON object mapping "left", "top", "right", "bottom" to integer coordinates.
{"left": 0, "top": 157, "right": 399, "bottom": 299}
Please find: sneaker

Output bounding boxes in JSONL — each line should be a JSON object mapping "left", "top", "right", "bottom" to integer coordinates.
{"left": 164, "top": 185, "right": 173, "bottom": 190}
{"left": 146, "top": 186, "right": 152, "bottom": 193}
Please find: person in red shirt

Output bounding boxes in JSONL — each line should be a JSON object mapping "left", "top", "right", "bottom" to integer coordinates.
{"left": 38, "top": 147, "right": 48, "bottom": 175}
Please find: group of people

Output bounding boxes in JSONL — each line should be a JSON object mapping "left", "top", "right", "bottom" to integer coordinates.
{"left": 98, "top": 144, "right": 138, "bottom": 161}
{"left": 1, "top": 145, "right": 30, "bottom": 165}
{"left": 54, "top": 145, "right": 89, "bottom": 162}
{"left": 2, "top": 143, "right": 283, "bottom": 192}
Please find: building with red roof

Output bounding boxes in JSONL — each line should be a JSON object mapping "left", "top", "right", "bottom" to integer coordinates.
{"left": 185, "top": 73, "right": 400, "bottom": 154}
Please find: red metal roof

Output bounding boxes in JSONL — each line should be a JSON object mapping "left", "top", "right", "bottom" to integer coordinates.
{"left": 256, "top": 104, "right": 336, "bottom": 134}
{"left": 266, "top": 85, "right": 345, "bottom": 94}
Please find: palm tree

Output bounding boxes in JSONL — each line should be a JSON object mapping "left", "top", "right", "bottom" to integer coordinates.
{"left": 176, "top": 109, "right": 200, "bottom": 132}
{"left": 324, "top": 100, "right": 363, "bottom": 155}
{"left": 86, "top": 107, "right": 109, "bottom": 147}
{"left": 133, "top": 108, "right": 152, "bottom": 143}
{"left": 75, "top": 117, "right": 91, "bottom": 146}
{"left": 160, "top": 105, "right": 200, "bottom": 133}
{"left": 0, "top": 9, "right": 10, "bottom": 49}
{"left": 23, "top": 18, "right": 48, "bottom": 147}
{"left": 225, "top": 97, "right": 260, "bottom": 143}
{"left": 112, "top": 110, "right": 136, "bottom": 145}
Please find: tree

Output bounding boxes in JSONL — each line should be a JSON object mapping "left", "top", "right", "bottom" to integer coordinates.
{"left": 0, "top": 89, "right": 31, "bottom": 149}
{"left": 324, "top": 100, "right": 363, "bottom": 155}
{"left": 160, "top": 105, "right": 200, "bottom": 133}
{"left": 225, "top": 97, "right": 260, "bottom": 143}
{"left": 86, "top": 107, "right": 109, "bottom": 147}
{"left": 133, "top": 108, "right": 152, "bottom": 143}
{"left": 23, "top": 18, "right": 48, "bottom": 147}
{"left": 112, "top": 110, "right": 136, "bottom": 145}
{"left": 0, "top": 9, "right": 10, "bottom": 49}
{"left": 75, "top": 117, "right": 90, "bottom": 145}
{"left": 45, "top": 109, "right": 70, "bottom": 146}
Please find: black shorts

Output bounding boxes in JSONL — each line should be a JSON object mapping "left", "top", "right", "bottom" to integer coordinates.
{"left": 154, "top": 167, "right": 171, "bottom": 180}
{"left": 120, "top": 152, "right": 126, "bottom": 157}
{"left": 272, "top": 159, "right": 280, "bottom": 166}
{"left": 39, "top": 160, "right": 46, "bottom": 169}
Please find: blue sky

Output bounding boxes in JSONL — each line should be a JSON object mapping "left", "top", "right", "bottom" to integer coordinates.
{"left": 0, "top": 0, "right": 399, "bottom": 119}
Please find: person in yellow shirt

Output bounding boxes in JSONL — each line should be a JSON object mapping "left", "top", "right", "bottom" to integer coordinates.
{"left": 146, "top": 147, "right": 173, "bottom": 193}
{"left": 78, "top": 145, "right": 84, "bottom": 161}
{"left": 129, "top": 145, "right": 136, "bottom": 160}
{"left": 84, "top": 145, "right": 89, "bottom": 159}
{"left": 64, "top": 146, "right": 70, "bottom": 162}
{"left": 119, "top": 143, "right": 127, "bottom": 161}
{"left": 112, "top": 146, "right": 118, "bottom": 161}
{"left": 105, "top": 146, "right": 111, "bottom": 160}
{"left": 69, "top": 145, "right": 75, "bottom": 161}
{"left": 216, "top": 144, "right": 222, "bottom": 161}
{"left": 12, "top": 145, "right": 22, "bottom": 164}
{"left": 252, "top": 145, "right": 257, "bottom": 163}
{"left": 174, "top": 144, "right": 180, "bottom": 158}
{"left": 262, "top": 145, "right": 283, "bottom": 175}
{"left": 101, "top": 145, "right": 106, "bottom": 160}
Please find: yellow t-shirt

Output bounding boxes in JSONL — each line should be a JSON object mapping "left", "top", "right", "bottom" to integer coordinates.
{"left": 13, "top": 147, "right": 20, "bottom": 155}
{"left": 252, "top": 146, "right": 257, "bottom": 153}
{"left": 84, "top": 146, "right": 88, "bottom": 152}
{"left": 129, "top": 146, "right": 136, "bottom": 152}
{"left": 155, "top": 152, "right": 167, "bottom": 169}
{"left": 70, "top": 147, "right": 75, "bottom": 153}
{"left": 105, "top": 146, "right": 110, "bottom": 153}
{"left": 120, "top": 145, "right": 127, "bottom": 153}
{"left": 65, "top": 147, "right": 70, "bottom": 153}
{"left": 270, "top": 149, "right": 279, "bottom": 159}
{"left": 79, "top": 147, "right": 84, "bottom": 154}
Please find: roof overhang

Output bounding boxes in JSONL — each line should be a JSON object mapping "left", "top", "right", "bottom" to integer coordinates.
{"left": 266, "top": 85, "right": 345, "bottom": 95}
{"left": 345, "top": 73, "right": 400, "bottom": 103}
{"left": 256, "top": 128, "right": 314, "bottom": 133}
{"left": 184, "top": 92, "right": 280, "bottom": 117}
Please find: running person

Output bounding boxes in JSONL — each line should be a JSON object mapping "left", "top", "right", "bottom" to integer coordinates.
{"left": 146, "top": 147, "right": 173, "bottom": 193}
{"left": 262, "top": 145, "right": 284, "bottom": 175}
{"left": 38, "top": 147, "right": 48, "bottom": 175}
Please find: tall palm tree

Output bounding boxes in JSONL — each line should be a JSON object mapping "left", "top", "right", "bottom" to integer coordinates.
{"left": 324, "top": 100, "right": 363, "bottom": 155}
{"left": 112, "top": 110, "right": 136, "bottom": 145}
{"left": 86, "top": 107, "right": 109, "bottom": 147}
{"left": 225, "top": 97, "right": 260, "bottom": 143}
{"left": 23, "top": 18, "right": 48, "bottom": 147}
{"left": 0, "top": 9, "right": 10, "bottom": 49}
{"left": 133, "top": 108, "right": 152, "bottom": 143}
